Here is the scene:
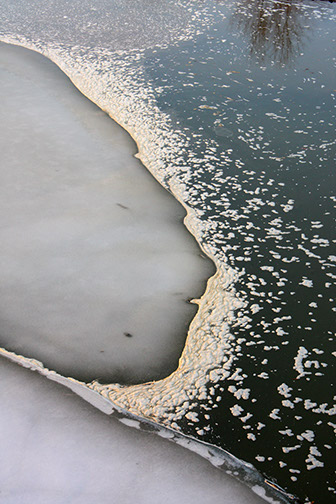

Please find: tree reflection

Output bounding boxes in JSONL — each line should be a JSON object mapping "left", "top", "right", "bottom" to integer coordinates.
{"left": 230, "top": 0, "right": 306, "bottom": 65}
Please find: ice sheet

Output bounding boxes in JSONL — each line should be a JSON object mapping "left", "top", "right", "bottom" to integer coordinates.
{"left": 0, "top": 359, "right": 265, "bottom": 504}
{"left": 0, "top": 43, "right": 214, "bottom": 384}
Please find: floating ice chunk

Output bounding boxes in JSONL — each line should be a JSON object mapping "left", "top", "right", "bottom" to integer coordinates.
{"left": 300, "top": 278, "right": 313, "bottom": 288}
{"left": 297, "top": 430, "right": 315, "bottom": 442}
{"left": 231, "top": 404, "right": 244, "bottom": 417}
{"left": 0, "top": 43, "right": 214, "bottom": 384}
{"left": 306, "top": 446, "right": 324, "bottom": 470}
{"left": 269, "top": 409, "right": 281, "bottom": 420}
{"left": 294, "top": 346, "right": 309, "bottom": 380}
{"left": 277, "top": 383, "right": 292, "bottom": 399}
{"left": 282, "top": 445, "right": 301, "bottom": 454}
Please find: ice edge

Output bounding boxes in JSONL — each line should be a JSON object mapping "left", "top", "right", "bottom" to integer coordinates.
{"left": 0, "top": 347, "right": 299, "bottom": 504}
{"left": 0, "top": 38, "right": 302, "bottom": 504}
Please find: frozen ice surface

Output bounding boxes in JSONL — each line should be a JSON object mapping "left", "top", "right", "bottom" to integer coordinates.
{"left": 0, "top": 360, "right": 266, "bottom": 504}
{"left": 0, "top": 43, "right": 214, "bottom": 383}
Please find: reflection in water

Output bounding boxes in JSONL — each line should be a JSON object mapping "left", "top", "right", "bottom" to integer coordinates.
{"left": 231, "top": 0, "right": 306, "bottom": 64}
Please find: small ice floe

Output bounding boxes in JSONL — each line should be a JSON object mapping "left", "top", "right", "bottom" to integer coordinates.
{"left": 294, "top": 347, "right": 309, "bottom": 380}
{"left": 306, "top": 446, "right": 324, "bottom": 470}
{"left": 297, "top": 430, "right": 315, "bottom": 442}
{"left": 279, "top": 429, "right": 294, "bottom": 437}
{"left": 255, "top": 456, "right": 265, "bottom": 462}
{"left": 269, "top": 409, "right": 281, "bottom": 421}
{"left": 230, "top": 404, "right": 244, "bottom": 417}
{"left": 277, "top": 383, "right": 293, "bottom": 399}
{"left": 282, "top": 445, "right": 301, "bottom": 454}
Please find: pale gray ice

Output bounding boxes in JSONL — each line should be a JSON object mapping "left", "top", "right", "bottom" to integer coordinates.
{"left": 0, "top": 43, "right": 214, "bottom": 383}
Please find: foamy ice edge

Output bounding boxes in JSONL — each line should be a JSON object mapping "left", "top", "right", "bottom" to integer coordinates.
{"left": 0, "top": 347, "right": 300, "bottom": 504}
{"left": 0, "top": 37, "right": 302, "bottom": 504}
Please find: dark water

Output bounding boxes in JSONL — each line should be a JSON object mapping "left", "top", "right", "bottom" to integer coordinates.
{"left": 1, "top": 1, "right": 335, "bottom": 503}
{"left": 141, "top": 3, "right": 336, "bottom": 502}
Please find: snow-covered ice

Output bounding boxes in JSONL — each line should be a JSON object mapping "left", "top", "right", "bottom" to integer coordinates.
{"left": 0, "top": 359, "right": 265, "bottom": 504}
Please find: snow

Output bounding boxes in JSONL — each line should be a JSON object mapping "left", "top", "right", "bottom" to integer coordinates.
{"left": 0, "top": 359, "right": 265, "bottom": 504}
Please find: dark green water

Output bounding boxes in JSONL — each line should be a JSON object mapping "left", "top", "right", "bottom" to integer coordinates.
{"left": 142, "top": 3, "right": 336, "bottom": 502}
